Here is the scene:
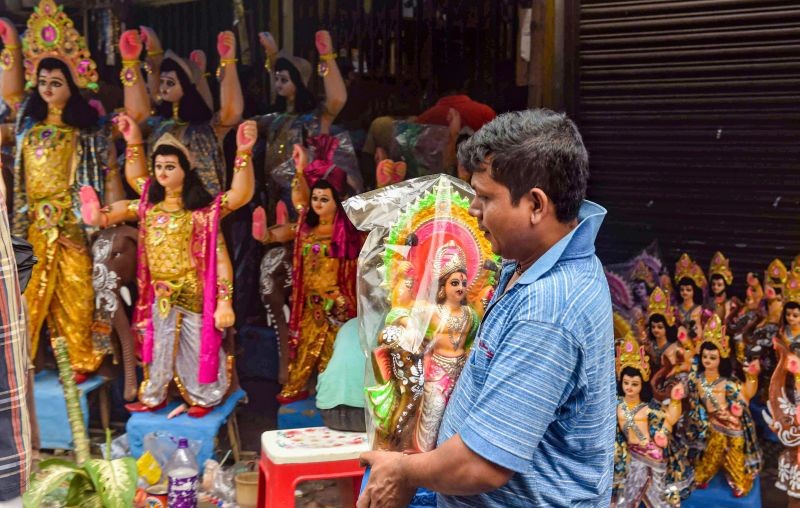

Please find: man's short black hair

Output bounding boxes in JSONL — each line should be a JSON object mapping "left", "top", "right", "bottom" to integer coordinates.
{"left": 457, "top": 108, "right": 589, "bottom": 222}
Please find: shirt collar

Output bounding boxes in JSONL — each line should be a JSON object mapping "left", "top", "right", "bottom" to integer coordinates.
{"left": 513, "top": 200, "right": 607, "bottom": 286}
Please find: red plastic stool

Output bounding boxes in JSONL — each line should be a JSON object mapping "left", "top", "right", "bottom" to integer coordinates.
{"left": 257, "top": 427, "right": 369, "bottom": 508}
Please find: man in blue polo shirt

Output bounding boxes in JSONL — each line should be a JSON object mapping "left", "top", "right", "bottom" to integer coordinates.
{"left": 358, "top": 108, "right": 615, "bottom": 507}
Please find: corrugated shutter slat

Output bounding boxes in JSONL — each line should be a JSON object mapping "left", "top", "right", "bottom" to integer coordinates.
{"left": 575, "top": 0, "right": 800, "bottom": 286}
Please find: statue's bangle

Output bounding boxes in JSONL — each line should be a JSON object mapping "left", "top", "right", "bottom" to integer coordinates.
{"left": 217, "top": 58, "right": 238, "bottom": 80}
{"left": 125, "top": 143, "right": 143, "bottom": 165}
{"left": 120, "top": 60, "right": 140, "bottom": 87}
{"left": 99, "top": 206, "right": 111, "bottom": 228}
{"left": 264, "top": 54, "right": 272, "bottom": 72}
{"left": 217, "top": 278, "right": 233, "bottom": 301}
{"left": 233, "top": 151, "right": 251, "bottom": 173}
{"left": 0, "top": 47, "right": 16, "bottom": 71}
{"left": 319, "top": 52, "right": 336, "bottom": 62}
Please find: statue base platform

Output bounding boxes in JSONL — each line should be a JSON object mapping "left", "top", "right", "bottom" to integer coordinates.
{"left": 126, "top": 388, "right": 246, "bottom": 467}
{"left": 684, "top": 473, "right": 761, "bottom": 507}
{"left": 35, "top": 370, "right": 109, "bottom": 450}
{"left": 278, "top": 396, "right": 324, "bottom": 430}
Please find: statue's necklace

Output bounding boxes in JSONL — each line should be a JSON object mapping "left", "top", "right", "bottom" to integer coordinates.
{"left": 437, "top": 305, "right": 469, "bottom": 349}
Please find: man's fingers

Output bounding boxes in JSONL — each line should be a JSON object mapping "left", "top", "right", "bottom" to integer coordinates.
{"left": 355, "top": 487, "right": 371, "bottom": 508}
{"left": 358, "top": 450, "right": 375, "bottom": 467}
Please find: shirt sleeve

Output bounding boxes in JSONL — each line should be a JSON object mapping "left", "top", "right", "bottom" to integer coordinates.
{"left": 459, "top": 320, "right": 587, "bottom": 473}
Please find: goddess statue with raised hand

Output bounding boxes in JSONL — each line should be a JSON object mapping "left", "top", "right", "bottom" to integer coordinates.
{"left": 0, "top": 1, "right": 125, "bottom": 379}
{"left": 80, "top": 116, "right": 256, "bottom": 417}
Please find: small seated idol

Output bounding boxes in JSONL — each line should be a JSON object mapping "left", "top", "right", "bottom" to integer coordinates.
{"left": 613, "top": 333, "right": 690, "bottom": 508}
{"left": 80, "top": 115, "right": 256, "bottom": 417}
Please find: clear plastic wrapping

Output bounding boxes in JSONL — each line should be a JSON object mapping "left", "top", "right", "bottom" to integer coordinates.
{"left": 391, "top": 121, "right": 451, "bottom": 178}
{"left": 343, "top": 174, "right": 500, "bottom": 452}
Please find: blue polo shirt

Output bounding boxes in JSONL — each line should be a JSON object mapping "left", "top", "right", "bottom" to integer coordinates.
{"left": 437, "top": 200, "right": 615, "bottom": 507}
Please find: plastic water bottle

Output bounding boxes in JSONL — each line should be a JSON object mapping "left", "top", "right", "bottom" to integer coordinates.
{"left": 166, "top": 438, "right": 199, "bottom": 507}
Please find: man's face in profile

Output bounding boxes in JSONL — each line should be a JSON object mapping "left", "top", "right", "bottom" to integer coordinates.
{"left": 469, "top": 165, "right": 529, "bottom": 259}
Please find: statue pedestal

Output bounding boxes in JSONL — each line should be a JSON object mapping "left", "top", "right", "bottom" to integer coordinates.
{"left": 126, "top": 388, "right": 246, "bottom": 468}
{"left": 684, "top": 473, "right": 761, "bottom": 507}
{"left": 278, "top": 396, "right": 324, "bottom": 430}
{"left": 35, "top": 370, "right": 109, "bottom": 450}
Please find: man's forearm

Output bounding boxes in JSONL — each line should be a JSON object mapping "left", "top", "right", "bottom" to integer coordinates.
{"left": 400, "top": 434, "right": 513, "bottom": 496}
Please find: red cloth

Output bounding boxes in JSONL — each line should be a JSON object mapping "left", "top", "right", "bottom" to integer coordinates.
{"left": 415, "top": 95, "right": 496, "bottom": 132}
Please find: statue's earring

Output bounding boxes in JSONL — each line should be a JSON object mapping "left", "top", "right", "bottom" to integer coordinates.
{"left": 437, "top": 288, "right": 445, "bottom": 300}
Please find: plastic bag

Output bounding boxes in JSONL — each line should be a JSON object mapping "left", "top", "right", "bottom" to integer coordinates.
{"left": 391, "top": 121, "right": 451, "bottom": 178}
{"left": 343, "top": 174, "right": 500, "bottom": 452}
{"left": 142, "top": 431, "right": 202, "bottom": 473}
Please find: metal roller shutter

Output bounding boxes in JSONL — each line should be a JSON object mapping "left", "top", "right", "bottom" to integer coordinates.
{"left": 572, "top": 0, "right": 800, "bottom": 288}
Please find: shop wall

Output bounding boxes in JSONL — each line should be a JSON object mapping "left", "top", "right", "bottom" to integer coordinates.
{"left": 567, "top": 0, "right": 800, "bottom": 289}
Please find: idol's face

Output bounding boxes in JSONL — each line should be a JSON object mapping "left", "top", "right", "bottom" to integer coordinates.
{"left": 621, "top": 374, "right": 642, "bottom": 398}
{"left": 274, "top": 70, "right": 296, "bottom": 98}
{"left": 154, "top": 154, "right": 185, "bottom": 191}
{"left": 159, "top": 71, "right": 184, "bottom": 103}
{"left": 786, "top": 307, "right": 800, "bottom": 329}
{"left": 651, "top": 321, "right": 666, "bottom": 341}
{"left": 679, "top": 284, "right": 694, "bottom": 303}
{"left": 711, "top": 278, "right": 726, "bottom": 297}
{"left": 311, "top": 187, "right": 336, "bottom": 220}
{"left": 443, "top": 271, "right": 468, "bottom": 304}
{"left": 37, "top": 68, "right": 70, "bottom": 108}
{"left": 701, "top": 348, "right": 720, "bottom": 371}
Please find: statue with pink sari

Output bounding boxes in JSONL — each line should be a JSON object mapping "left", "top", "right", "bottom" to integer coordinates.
{"left": 81, "top": 116, "right": 256, "bottom": 417}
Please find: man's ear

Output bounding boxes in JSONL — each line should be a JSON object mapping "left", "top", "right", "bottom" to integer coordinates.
{"left": 530, "top": 188, "right": 549, "bottom": 225}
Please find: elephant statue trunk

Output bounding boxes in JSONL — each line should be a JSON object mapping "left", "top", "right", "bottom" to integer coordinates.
{"left": 91, "top": 225, "right": 139, "bottom": 401}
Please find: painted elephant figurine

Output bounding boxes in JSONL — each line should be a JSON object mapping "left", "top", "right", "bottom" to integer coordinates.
{"left": 259, "top": 238, "right": 293, "bottom": 384}
{"left": 91, "top": 225, "right": 139, "bottom": 401}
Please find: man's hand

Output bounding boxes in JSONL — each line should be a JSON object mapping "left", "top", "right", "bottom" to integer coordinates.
{"left": 357, "top": 450, "right": 416, "bottom": 508}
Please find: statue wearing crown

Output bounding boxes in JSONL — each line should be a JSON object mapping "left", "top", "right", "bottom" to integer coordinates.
{"left": 705, "top": 251, "right": 738, "bottom": 324}
{"left": 613, "top": 333, "right": 691, "bottom": 507}
{"left": 80, "top": 115, "right": 257, "bottom": 417}
{"left": 347, "top": 175, "right": 498, "bottom": 453}
{"left": 646, "top": 287, "right": 693, "bottom": 403}
{"left": 686, "top": 314, "right": 762, "bottom": 497}
{"left": 116, "top": 24, "right": 242, "bottom": 197}
{"left": 0, "top": 1, "right": 125, "bottom": 378}
{"left": 273, "top": 140, "right": 363, "bottom": 404}
{"left": 674, "top": 253, "right": 707, "bottom": 342}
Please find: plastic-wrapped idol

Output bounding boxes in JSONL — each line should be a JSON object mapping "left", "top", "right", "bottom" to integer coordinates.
{"left": 344, "top": 174, "right": 500, "bottom": 453}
